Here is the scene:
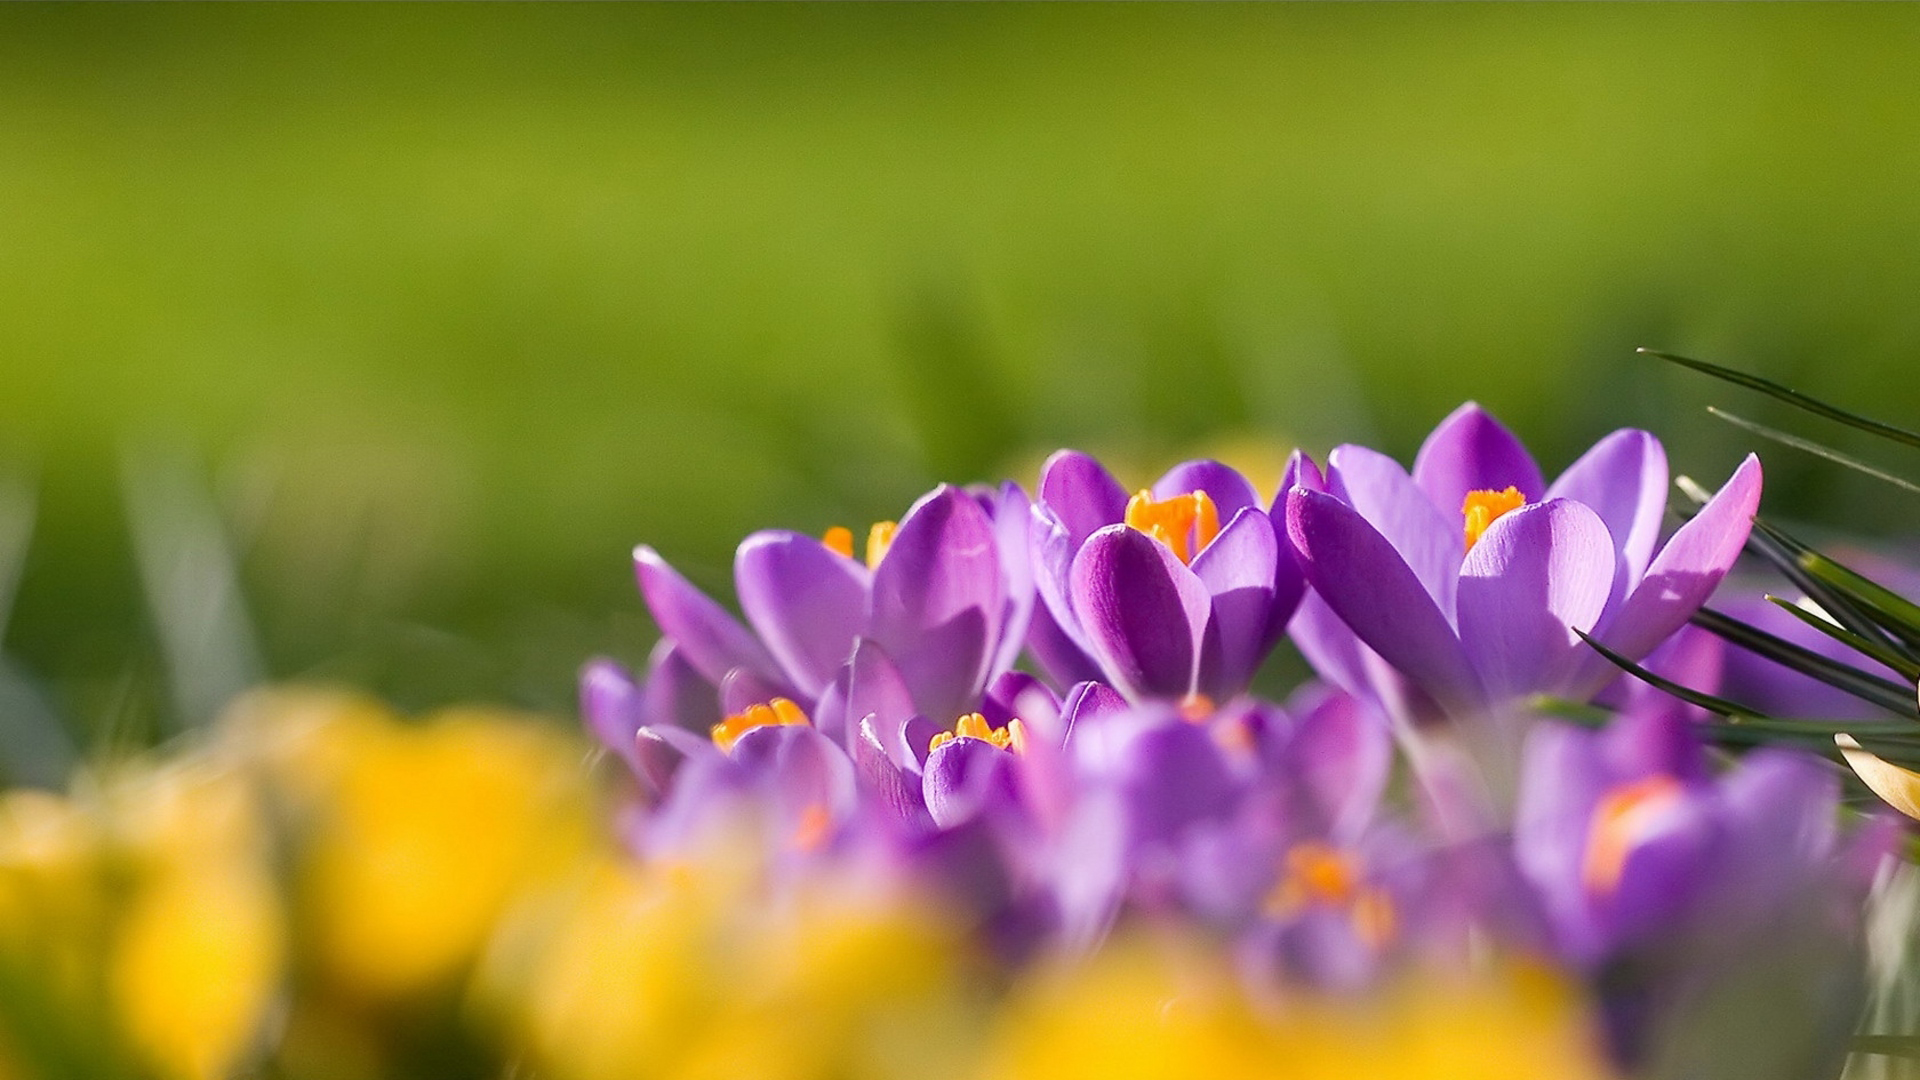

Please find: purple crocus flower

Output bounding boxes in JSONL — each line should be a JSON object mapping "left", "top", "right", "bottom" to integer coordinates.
{"left": 1513, "top": 707, "right": 1894, "bottom": 1071}
{"left": 633, "top": 481, "right": 1033, "bottom": 733}
{"left": 1286, "top": 402, "right": 1762, "bottom": 724}
{"left": 1029, "top": 451, "right": 1307, "bottom": 704}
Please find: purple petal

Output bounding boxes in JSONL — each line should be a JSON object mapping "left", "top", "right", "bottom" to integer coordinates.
{"left": 851, "top": 716, "right": 931, "bottom": 830}
{"left": 1038, "top": 449, "right": 1129, "bottom": 547}
{"left": 580, "top": 657, "right": 646, "bottom": 773}
{"left": 1285, "top": 488, "right": 1484, "bottom": 716}
{"left": 1545, "top": 429, "right": 1669, "bottom": 590}
{"left": 988, "top": 481, "right": 1039, "bottom": 678}
{"left": 921, "top": 737, "right": 1022, "bottom": 829}
{"left": 1189, "top": 506, "right": 1282, "bottom": 701}
{"left": 1276, "top": 448, "right": 1326, "bottom": 505}
{"left": 734, "top": 530, "right": 869, "bottom": 698}
{"left": 1024, "top": 599, "right": 1107, "bottom": 689}
{"left": 1325, "top": 445, "right": 1463, "bottom": 619}
{"left": 1574, "top": 455, "right": 1763, "bottom": 693}
{"left": 719, "top": 666, "right": 792, "bottom": 717}
{"left": 843, "top": 639, "right": 922, "bottom": 771}
{"left": 1411, "top": 402, "right": 1547, "bottom": 533}
{"left": 634, "top": 545, "right": 788, "bottom": 691}
{"left": 984, "top": 671, "right": 1062, "bottom": 742}
{"left": 1152, "top": 459, "right": 1262, "bottom": 521}
{"left": 1109, "top": 718, "right": 1240, "bottom": 847}
{"left": 1512, "top": 721, "right": 1614, "bottom": 961}
{"left": 1286, "top": 687, "right": 1392, "bottom": 840}
{"left": 1071, "top": 524, "right": 1211, "bottom": 700}
{"left": 1455, "top": 499, "right": 1616, "bottom": 701}
{"left": 639, "top": 641, "right": 723, "bottom": 735}
{"left": 1030, "top": 504, "right": 1096, "bottom": 660}
{"left": 869, "top": 485, "right": 1004, "bottom": 722}
{"left": 730, "top": 724, "right": 859, "bottom": 822}
{"left": 1059, "top": 680, "right": 1129, "bottom": 743}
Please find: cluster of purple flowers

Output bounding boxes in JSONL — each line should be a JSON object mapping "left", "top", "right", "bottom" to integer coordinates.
{"left": 584, "top": 402, "right": 1893, "bottom": 1071}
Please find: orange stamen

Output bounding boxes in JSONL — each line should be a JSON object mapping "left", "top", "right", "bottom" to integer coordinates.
{"left": 1262, "top": 841, "right": 1398, "bottom": 947}
{"left": 790, "top": 802, "right": 834, "bottom": 853}
{"left": 927, "top": 713, "right": 1028, "bottom": 755}
{"left": 1124, "top": 489, "right": 1222, "bottom": 564}
{"left": 1178, "top": 692, "right": 1216, "bottom": 723}
{"left": 822, "top": 526, "right": 855, "bottom": 558}
{"left": 1462, "top": 486, "right": 1527, "bottom": 552}
{"left": 1581, "top": 774, "right": 1686, "bottom": 895}
{"left": 709, "top": 697, "right": 811, "bottom": 753}
{"left": 865, "top": 521, "right": 898, "bottom": 570}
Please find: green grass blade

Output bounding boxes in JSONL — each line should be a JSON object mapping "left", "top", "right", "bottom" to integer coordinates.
{"left": 1747, "top": 518, "right": 1920, "bottom": 661}
{"left": 1690, "top": 607, "right": 1920, "bottom": 717}
{"left": 1574, "top": 628, "right": 1773, "bottom": 719}
{"left": 1764, "top": 595, "right": 1920, "bottom": 681}
{"left": 1708, "top": 406, "right": 1920, "bottom": 496}
{"left": 1642, "top": 348, "right": 1920, "bottom": 451}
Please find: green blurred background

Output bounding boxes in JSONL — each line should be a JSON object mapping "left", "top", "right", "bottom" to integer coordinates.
{"left": 3, "top": 4, "right": 1920, "bottom": 772}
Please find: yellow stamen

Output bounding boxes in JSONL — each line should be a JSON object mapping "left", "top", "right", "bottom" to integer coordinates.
{"left": 1581, "top": 774, "right": 1685, "bottom": 895}
{"left": 927, "top": 713, "right": 1028, "bottom": 755}
{"left": 709, "top": 697, "right": 811, "bottom": 753}
{"left": 790, "top": 802, "right": 834, "bottom": 853}
{"left": 1262, "top": 841, "right": 1398, "bottom": 947}
{"left": 865, "top": 521, "right": 898, "bottom": 570}
{"left": 822, "top": 526, "right": 855, "bottom": 559}
{"left": 1123, "top": 489, "right": 1222, "bottom": 564}
{"left": 1462, "top": 486, "right": 1527, "bottom": 552}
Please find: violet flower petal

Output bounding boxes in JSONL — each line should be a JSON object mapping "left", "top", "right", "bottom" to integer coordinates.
{"left": 922, "top": 737, "right": 1023, "bottom": 829}
{"left": 1325, "top": 444, "right": 1463, "bottom": 620}
{"left": 1287, "top": 687, "right": 1392, "bottom": 841}
{"left": 580, "top": 657, "right": 646, "bottom": 774}
{"left": 1071, "top": 524, "right": 1211, "bottom": 701}
{"left": 1545, "top": 429, "right": 1669, "bottom": 590}
{"left": 1456, "top": 499, "right": 1616, "bottom": 701}
{"left": 1189, "top": 506, "right": 1282, "bottom": 701}
{"left": 843, "top": 638, "right": 922, "bottom": 771}
{"left": 870, "top": 484, "right": 1005, "bottom": 723}
{"left": 1152, "top": 459, "right": 1263, "bottom": 521}
{"left": 988, "top": 481, "right": 1039, "bottom": 678}
{"left": 1059, "top": 680, "right": 1129, "bottom": 743}
{"left": 1038, "top": 449, "right": 1130, "bottom": 547}
{"left": 1286, "top": 488, "right": 1485, "bottom": 716}
{"left": 734, "top": 530, "right": 869, "bottom": 698}
{"left": 1411, "top": 401, "right": 1547, "bottom": 532}
{"left": 634, "top": 545, "right": 788, "bottom": 691}
{"left": 1025, "top": 599, "right": 1107, "bottom": 689}
{"left": 1572, "top": 455, "right": 1762, "bottom": 694}
{"left": 639, "top": 641, "right": 722, "bottom": 735}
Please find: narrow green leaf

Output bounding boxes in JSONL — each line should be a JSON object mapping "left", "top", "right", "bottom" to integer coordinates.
{"left": 1573, "top": 628, "right": 1773, "bottom": 719}
{"left": 1764, "top": 595, "right": 1920, "bottom": 681}
{"left": 1852, "top": 1035, "right": 1920, "bottom": 1060}
{"left": 1707, "top": 406, "right": 1920, "bottom": 496}
{"left": 1641, "top": 348, "right": 1920, "bottom": 451}
{"left": 1798, "top": 545, "right": 1920, "bottom": 643}
{"left": 1748, "top": 518, "right": 1919, "bottom": 661}
{"left": 1690, "top": 607, "right": 1919, "bottom": 717}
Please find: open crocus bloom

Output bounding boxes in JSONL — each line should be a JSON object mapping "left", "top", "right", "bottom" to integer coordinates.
{"left": 1030, "top": 451, "right": 1306, "bottom": 703}
{"left": 1286, "top": 402, "right": 1762, "bottom": 723}
{"left": 629, "top": 482, "right": 1033, "bottom": 735}
{"left": 1513, "top": 708, "right": 1893, "bottom": 1071}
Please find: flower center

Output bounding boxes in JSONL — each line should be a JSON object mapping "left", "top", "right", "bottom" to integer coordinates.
{"left": 927, "top": 712, "right": 1029, "bottom": 755}
{"left": 1461, "top": 486, "right": 1527, "bottom": 552}
{"left": 1124, "top": 489, "right": 1221, "bottom": 564}
{"left": 709, "top": 697, "right": 812, "bottom": 753}
{"left": 823, "top": 522, "right": 898, "bottom": 570}
{"left": 1581, "top": 774, "right": 1686, "bottom": 895}
{"left": 1262, "top": 841, "right": 1397, "bottom": 948}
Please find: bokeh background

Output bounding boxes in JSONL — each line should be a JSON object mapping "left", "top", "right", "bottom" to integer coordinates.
{"left": 5, "top": 4, "right": 1920, "bottom": 780}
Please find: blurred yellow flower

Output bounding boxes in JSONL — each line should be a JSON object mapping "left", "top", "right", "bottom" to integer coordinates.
{"left": 249, "top": 691, "right": 593, "bottom": 1001}
{"left": 983, "top": 934, "right": 1617, "bottom": 1080}
{"left": 501, "top": 853, "right": 980, "bottom": 1080}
